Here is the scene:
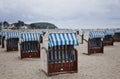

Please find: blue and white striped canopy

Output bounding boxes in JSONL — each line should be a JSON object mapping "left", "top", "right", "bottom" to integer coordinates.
{"left": 89, "top": 31, "right": 105, "bottom": 39}
{"left": 104, "top": 30, "right": 114, "bottom": 35}
{"left": 1, "top": 32, "right": 6, "bottom": 37}
{"left": 21, "top": 32, "right": 42, "bottom": 42}
{"left": 7, "top": 32, "right": 19, "bottom": 39}
{"left": 48, "top": 33, "right": 79, "bottom": 48}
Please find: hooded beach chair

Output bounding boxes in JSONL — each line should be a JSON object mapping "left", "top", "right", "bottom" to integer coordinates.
{"left": 6, "top": 31, "right": 19, "bottom": 51}
{"left": 79, "top": 30, "right": 104, "bottom": 55}
{"left": 113, "top": 29, "right": 120, "bottom": 42}
{"left": 103, "top": 30, "right": 114, "bottom": 46}
{"left": 20, "top": 32, "right": 42, "bottom": 59}
{"left": 41, "top": 32, "right": 79, "bottom": 76}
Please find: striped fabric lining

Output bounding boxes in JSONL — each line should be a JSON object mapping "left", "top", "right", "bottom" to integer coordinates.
{"left": 89, "top": 31, "right": 105, "bottom": 39}
{"left": 7, "top": 38, "right": 19, "bottom": 46}
{"left": 48, "top": 46, "right": 76, "bottom": 64}
{"left": 7, "top": 32, "right": 19, "bottom": 39}
{"left": 21, "top": 32, "right": 42, "bottom": 42}
{"left": 48, "top": 33, "right": 79, "bottom": 48}
{"left": 21, "top": 41, "right": 40, "bottom": 52}
{"left": 1, "top": 32, "right": 6, "bottom": 37}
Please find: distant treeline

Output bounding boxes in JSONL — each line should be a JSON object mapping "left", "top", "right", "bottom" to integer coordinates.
{"left": 0, "top": 20, "right": 58, "bottom": 29}
{"left": 30, "top": 22, "right": 58, "bottom": 29}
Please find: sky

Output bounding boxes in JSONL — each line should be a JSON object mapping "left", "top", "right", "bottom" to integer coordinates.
{"left": 0, "top": 0, "right": 120, "bottom": 29}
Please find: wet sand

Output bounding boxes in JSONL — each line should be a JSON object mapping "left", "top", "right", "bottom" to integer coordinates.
{"left": 0, "top": 42, "right": 120, "bottom": 79}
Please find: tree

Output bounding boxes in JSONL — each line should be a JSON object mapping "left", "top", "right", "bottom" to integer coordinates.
{"left": 13, "top": 20, "right": 25, "bottom": 29}
{"left": 30, "top": 22, "right": 58, "bottom": 29}
{"left": 18, "top": 20, "right": 24, "bottom": 26}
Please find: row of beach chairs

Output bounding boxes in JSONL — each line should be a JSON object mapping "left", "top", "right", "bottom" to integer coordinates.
{"left": 0, "top": 29, "right": 120, "bottom": 76}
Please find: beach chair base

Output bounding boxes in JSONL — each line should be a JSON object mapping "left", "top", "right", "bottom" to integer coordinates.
{"left": 46, "top": 61, "right": 77, "bottom": 76}
{"left": 88, "top": 47, "right": 103, "bottom": 55}
{"left": 103, "top": 41, "right": 113, "bottom": 46}
{"left": 21, "top": 51, "right": 40, "bottom": 59}
{"left": 42, "top": 69, "right": 77, "bottom": 76}
{"left": 114, "top": 39, "right": 120, "bottom": 42}
{"left": 7, "top": 46, "right": 18, "bottom": 51}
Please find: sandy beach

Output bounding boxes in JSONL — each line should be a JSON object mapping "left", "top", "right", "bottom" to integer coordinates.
{"left": 0, "top": 42, "right": 120, "bottom": 79}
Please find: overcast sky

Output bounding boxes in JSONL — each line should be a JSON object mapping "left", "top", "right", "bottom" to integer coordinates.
{"left": 0, "top": 0, "right": 120, "bottom": 29}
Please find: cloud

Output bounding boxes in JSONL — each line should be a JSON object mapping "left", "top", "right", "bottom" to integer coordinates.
{"left": 0, "top": 0, "right": 120, "bottom": 28}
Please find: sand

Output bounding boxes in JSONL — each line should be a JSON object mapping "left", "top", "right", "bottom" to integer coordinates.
{"left": 0, "top": 42, "right": 120, "bottom": 79}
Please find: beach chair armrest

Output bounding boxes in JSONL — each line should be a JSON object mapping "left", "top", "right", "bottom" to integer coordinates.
{"left": 42, "top": 47, "right": 48, "bottom": 54}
